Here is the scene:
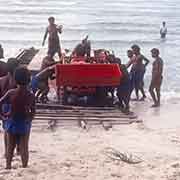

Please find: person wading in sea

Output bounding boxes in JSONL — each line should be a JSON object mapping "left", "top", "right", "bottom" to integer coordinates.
{"left": 0, "top": 44, "right": 4, "bottom": 59}
{"left": 160, "top": 21, "right": 167, "bottom": 39}
{"left": 42, "top": 16, "right": 63, "bottom": 62}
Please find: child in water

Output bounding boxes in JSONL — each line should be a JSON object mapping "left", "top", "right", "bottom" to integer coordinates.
{"left": 0, "top": 66, "right": 35, "bottom": 169}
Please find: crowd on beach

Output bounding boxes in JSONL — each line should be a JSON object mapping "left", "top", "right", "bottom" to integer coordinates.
{"left": 0, "top": 16, "right": 164, "bottom": 169}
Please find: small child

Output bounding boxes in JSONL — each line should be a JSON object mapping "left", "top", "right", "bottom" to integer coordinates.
{"left": 0, "top": 66, "right": 35, "bottom": 169}
{"left": 149, "top": 48, "right": 163, "bottom": 107}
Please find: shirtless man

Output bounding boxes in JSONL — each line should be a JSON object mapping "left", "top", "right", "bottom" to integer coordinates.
{"left": 72, "top": 36, "right": 91, "bottom": 61}
{"left": 0, "top": 58, "right": 19, "bottom": 157}
{"left": 127, "top": 45, "right": 149, "bottom": 101}
{"left": 35, "top": 56, "right": 56, "bottom": 103}
{"left": 42, "top": 17, "right": 62, "bottom": 61}
{"left": 0, "top": 61, "right": 7, "bottom": 77}
{"left": 149, "top": 48, "right": 163, "bottom": 107}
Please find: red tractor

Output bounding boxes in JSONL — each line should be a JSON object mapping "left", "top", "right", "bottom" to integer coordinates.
{"left": 56, "top": 61, "right": 122, "bottom": 106}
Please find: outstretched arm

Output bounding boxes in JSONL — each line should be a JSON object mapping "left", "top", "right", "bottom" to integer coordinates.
{"left": 57, "top": 25, "right": 63, "bottom": 34}
{"left": 126, "top": 59, "right": 133, "bottom": 68}
{"left": 0, "top": 90, "right": 11, "bottom": 118}
{"left": 42, "top": 28, "right": 48, "bottom": 46}
{"left": 0, "top": 90, "right": 10, "bottom": 105}
{"left": 29, "top": 95, "right": 36, "bottom": 120}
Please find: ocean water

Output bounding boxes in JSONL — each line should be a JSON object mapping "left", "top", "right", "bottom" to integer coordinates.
{"left": 0, "top": 0, "right": 180, "bottom": 95}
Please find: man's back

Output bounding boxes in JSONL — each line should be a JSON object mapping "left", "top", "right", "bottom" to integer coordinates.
{"left": 0, "top": 74, "right": 16, "bottom": 98}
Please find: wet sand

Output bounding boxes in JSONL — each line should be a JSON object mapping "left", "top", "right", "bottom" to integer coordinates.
{"left": 1, "top": 99, "right": 180, "bottom": 180}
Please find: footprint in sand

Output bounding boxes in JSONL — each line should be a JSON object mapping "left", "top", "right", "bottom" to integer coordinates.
{"left": 29, "top": 150, "right": 38, "bottom": 154}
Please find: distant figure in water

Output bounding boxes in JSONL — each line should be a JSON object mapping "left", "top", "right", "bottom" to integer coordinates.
{"left": 0, "top": 44, "right": 4, "bottom": 59}
{"left": 149, "top": 48, "right": 163, "bottom": 107}
{"left": 160, "top": 21, "right": 167, "bottom": 39}
{"left": 42, "top": 16, "right": 63, "bottom": 62}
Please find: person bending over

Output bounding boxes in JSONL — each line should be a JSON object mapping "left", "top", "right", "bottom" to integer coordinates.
{"left": 34, "top": 56, "right": 56, "bottom": 103}
{"left": 31, "top": 65, "right": 56, "bottom": 103}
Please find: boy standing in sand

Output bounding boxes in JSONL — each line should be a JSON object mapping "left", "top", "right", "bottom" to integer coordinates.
{"left": 42, "top": 17, "right": 63, "bottom": 61}
{"left": 149, "top": 48, "right": 163, "bottom": 107}
{"left": 0, "top": 67, "right": 35, "bottom": 169}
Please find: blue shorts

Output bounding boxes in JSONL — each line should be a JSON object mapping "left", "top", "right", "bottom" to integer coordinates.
{"left": 5, "top": 115, "right": 31, "bottom": 135}
{"left": 117, "top": 79, "right": 131, "bottom": 97}
{"left": 1, "top": 103, "right": 11, "bottom": 130}
{"left": 31, "top": 76, "right": 39, "bottom": 94}
{"left": 130, "top": 69, "right": 145, "bottom": 90}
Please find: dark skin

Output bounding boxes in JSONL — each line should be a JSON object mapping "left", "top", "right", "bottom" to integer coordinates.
{"left": 149, "top": 50, "right": 163, "bottom": 107}
{"left": 42, "top": 18, "right": 62, "bottom": 60}
{"left": 0, "top": 61, "right": 7, "bottom": 77}
{"left": 35, "top": 56, "right": 56, "bottom": 102}
{"left": 127, "top": 47, "right": 150, "bottom": 101}
{"left": 0, "top": 73, "right": 17, "bottom": 158}
{"left": 35, "top": 65, "right": 56, "bottom": 103}
{"left": 0, "top": 86, "right": 35, "bottom": 169}
{"left": 0, "top": 45, "right": 4, "bottom": 59}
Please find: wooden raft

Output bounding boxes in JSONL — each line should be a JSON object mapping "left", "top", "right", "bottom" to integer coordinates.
{"left": 32, "top": 104, "right": 140, "bottom": 130}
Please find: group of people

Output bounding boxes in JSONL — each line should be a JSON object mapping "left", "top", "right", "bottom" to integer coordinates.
{"left": 0, "top": 16, "right": 164, "bottom": 169}
{"left": 121, "top": 45, "right": 163, "bottom": 112}
{"left": 36, "top": 16, "right": 164, "bottom": 112}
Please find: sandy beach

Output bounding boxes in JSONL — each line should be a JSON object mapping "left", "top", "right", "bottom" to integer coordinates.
{"left": 1, "top": 97, "right": 180, "bottom": 180}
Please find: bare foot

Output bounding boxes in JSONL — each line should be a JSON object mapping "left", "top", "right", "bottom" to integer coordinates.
{"left": 151, "top": 104, "right": 159, "bottom": 108}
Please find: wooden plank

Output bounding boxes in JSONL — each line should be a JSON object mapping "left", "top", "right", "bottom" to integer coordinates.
{"left": 36, "top": 103, "right": 116, "bottom": 110}
{"left": 35, "top": 113, "right": 136, "bottom": 119}
{"left": 36, "top": 110, "right": 136, "bottom": 118}
{"left": 34, "top": 116, "right": 131, "bottom": 121}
